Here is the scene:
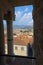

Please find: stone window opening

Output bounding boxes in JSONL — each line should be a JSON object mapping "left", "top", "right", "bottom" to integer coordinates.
{"left": 13, "top": 5, "right": 34, "bottom": 57}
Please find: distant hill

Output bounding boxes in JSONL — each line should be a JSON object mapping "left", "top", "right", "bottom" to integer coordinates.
{"left": 4, "top": 25, "right": 33, "bottom": 32}
{"left": 14, "top": 25, "right": 33, "bottom": 29}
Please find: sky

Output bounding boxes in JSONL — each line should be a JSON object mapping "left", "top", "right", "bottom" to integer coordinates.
{"left": 3, "top": 5, "right": 33, "bottom": 27}
{"left": 13, "top": 5, "right": 33, "bottom": 26}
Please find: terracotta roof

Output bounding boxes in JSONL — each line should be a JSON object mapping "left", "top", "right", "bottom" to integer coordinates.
{"left": 13, "top": 35, "right": 33, "bottom": 46}
{"left": 4, "top": 34, "right": 33, "bottom": 45}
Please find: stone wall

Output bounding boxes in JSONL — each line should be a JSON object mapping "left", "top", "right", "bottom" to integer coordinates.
{"left": 33, "top": 0, "right": 43, "bottom": 65}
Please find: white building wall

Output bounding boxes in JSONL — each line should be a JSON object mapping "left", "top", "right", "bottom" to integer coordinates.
{"left": 5, "top": 44, "right": 27, "bottom": 56}
{"left": 14, "top": 45, "right": 27, "bottom": 56}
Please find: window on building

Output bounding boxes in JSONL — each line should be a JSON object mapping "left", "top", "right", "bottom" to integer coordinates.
{"left": 15, "top": 46, "right": 18, "bottom": 50}
{"left": 21, "top": 47, "right": 24, "bottom": 51}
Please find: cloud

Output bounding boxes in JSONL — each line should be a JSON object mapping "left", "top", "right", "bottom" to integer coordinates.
{"left": 24, "top": 8, "right": 28, "bottom": 12}
{"left": 15, "top": 7, "right": 29, "bottom": 20}
{"left": 14, "top": 9, "right": 33, "bottom": 26}
{"left": 19, "top": 12, "right": 32, "bottom": 22}
{"left": 18, "top": 12, "right": 33, "bottom": 26}
{"left": 15, "top": 11, "right": 23, "bottom": 20}
{"left": 27, "top": 19, "right": 33, "bottom": 26}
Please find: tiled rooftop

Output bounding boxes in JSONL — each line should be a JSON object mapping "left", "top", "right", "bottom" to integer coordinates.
{"left": 14, "top": 35, "right": 33, "bottom": 45}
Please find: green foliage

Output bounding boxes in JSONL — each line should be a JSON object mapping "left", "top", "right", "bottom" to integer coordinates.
{"left": 13, "top": 33, "right": 16, "bottom": 35}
